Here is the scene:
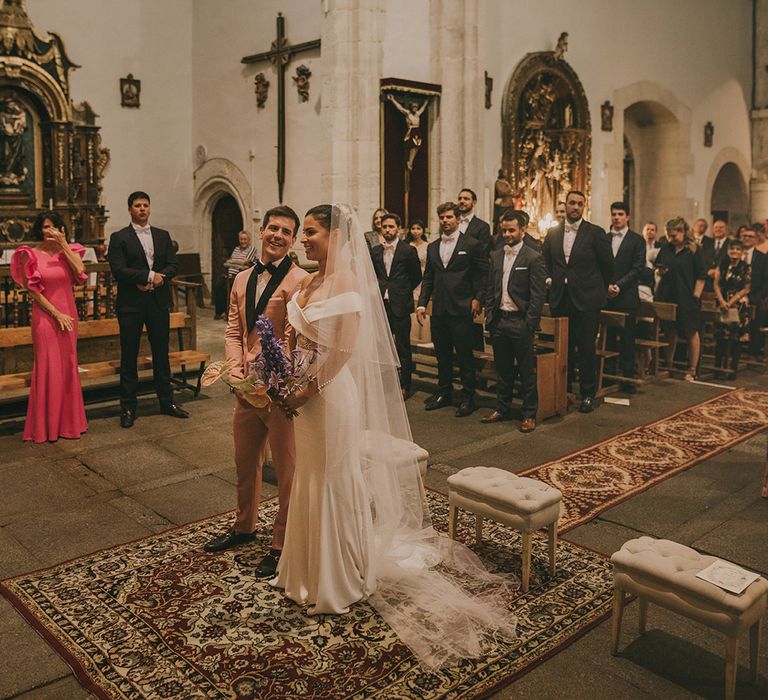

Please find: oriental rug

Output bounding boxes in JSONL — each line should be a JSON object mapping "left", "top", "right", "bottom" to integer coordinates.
{"left": 520, "top": 387, "right": 768, "bottom": 533}
{"left": 1, "top": 494, "right": 613, "bottom": 700}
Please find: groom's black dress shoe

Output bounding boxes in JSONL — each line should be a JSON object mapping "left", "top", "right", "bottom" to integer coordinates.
{"left": 256, "top": 549, "right": 281, "bottom": 578}
{"left": 455, "top": 399, "right": 476, "bottom": 417}
{"left": 203, "top": 529, "right": 255, "bottom": 553}
{"left": 160, "top": 403, "right": 190, "bottom": 419}
{"left": 120, "top": 409, "right": 135, "bottom": 429}
{"left": 425, "top": 394, "right": 452, "bottom": 411}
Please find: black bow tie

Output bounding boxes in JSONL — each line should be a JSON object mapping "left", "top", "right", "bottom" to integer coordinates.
{"left": 254, "top": 260, "right": 277, "bottom": 275}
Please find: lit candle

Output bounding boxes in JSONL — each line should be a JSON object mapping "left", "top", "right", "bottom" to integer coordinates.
{"left": 48, "top": 197, "right": 53, "bottom": 210}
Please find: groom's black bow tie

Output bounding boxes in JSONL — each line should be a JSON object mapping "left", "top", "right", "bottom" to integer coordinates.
{"left": 254, "top": 260, "right": 277, "bottom": 275}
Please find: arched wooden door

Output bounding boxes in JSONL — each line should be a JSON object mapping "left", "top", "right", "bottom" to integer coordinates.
{"left": 211, "top": 194, "right": 244, "bottom": 283}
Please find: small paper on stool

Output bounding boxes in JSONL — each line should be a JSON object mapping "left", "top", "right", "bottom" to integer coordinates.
{"left": 695, "top": 560, "right": 761, "bottom": 595}
{"left": 604, "top": 397, "right": 630, "bottom": 406}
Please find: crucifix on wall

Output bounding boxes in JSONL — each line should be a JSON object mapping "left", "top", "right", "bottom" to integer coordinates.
{"left": 241, "top": 13, "right": 320, "bottom": 203}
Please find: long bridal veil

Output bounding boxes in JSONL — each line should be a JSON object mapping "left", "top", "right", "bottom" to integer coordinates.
{"left": 315, "top": 204, "right": 517, "bottom": 669}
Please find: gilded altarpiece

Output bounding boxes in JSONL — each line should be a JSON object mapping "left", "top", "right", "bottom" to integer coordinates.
{"left": 502, "top": 52, "right": 590, "bottom": 226}
{"left": 0, "top": 1, "right": 109, "bottom": 249}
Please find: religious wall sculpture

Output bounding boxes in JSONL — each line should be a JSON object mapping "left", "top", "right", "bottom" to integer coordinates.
{"left": 501, "top": 36, "right": 591, "bottom": 228}
{"left": 0, "top": 0, "right": 109, "bottom": 246}
{"left": 292, "top": 64, "right": 311, "bottom": 102}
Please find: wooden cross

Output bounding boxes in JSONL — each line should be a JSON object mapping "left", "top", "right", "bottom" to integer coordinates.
{"left": 242, "top": 13, "right": 321, "bottom": 203}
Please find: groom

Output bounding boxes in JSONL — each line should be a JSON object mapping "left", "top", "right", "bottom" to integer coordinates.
{"left": 204, "top": 205, "right": 308, "bottom": 579}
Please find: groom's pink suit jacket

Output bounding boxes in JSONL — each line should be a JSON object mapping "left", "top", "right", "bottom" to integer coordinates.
{"left": 224, "top": 260, "right": 308, "bottom": 546}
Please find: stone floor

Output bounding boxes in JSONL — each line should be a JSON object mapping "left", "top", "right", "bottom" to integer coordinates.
{"left": 1, "top": 313, "right": 767, "bottom": 699}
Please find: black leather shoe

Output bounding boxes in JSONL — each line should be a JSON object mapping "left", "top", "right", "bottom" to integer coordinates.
{"left": 203, "top": 529, "right": 255, "bottom": 553}
{"left": 425, "top": 394, "right": 452, "bottom": 411}
{"left": 160, "top": 403, "right": 190, "bottom": 419}
{"left": 455, "top": 399, "right": 476, "bottom": 417}
{"left": 255, "top": 549, "right": 281, "bottom": 578}
{"left": 578, "top": 396, "right": 595, "bottom": 413}
{"left": 620, "top": 382, "right": 637, "bottom": 394}
{"left": 120, "top": 409, "right": 135, "bottom": 429}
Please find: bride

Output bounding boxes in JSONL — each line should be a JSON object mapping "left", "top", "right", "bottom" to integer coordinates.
{"left": 274, "top": 204, "right": 516, "bottom": 668}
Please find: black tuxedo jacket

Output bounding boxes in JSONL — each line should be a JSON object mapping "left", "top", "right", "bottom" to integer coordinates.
{"left": 484, "top": 243, "right": 547, "bottom": 330}
{"left": 749, "top": 249, "right": 768, "bottom": 303}
{"left": 371, "top": 239, "right": 422, "bottom": 317}
{"left": 463, "top": 216, "right": 492, "bottom": 257}
{"left": 543, "top": 220, "right": 613, "bottom": 311}
{"left": 108, "top": 224, "right": 178, "bottom": 312}
{"left": 607, "top": 229, "right": 646, "bottom": 310}
{"left": 418, "top": 232, "right": 489, "bottom": 316}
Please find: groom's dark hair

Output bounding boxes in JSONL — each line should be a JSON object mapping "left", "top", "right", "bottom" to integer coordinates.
{"left": 262, "top": 205, "right": 300, "bottom": 236}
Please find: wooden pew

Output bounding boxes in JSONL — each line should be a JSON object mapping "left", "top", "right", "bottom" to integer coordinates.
{"left": 595, "top": 310, "right": 624, "bottom": 395}
{"left": 636, "top": 300, "right": 676, "bottom": 378}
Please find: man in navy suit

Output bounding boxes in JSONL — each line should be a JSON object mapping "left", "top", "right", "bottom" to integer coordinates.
{"left": 371, "top": 213, "right": 422, "bottom": 398}
{"left": 606, "top": 201, "right": 646, "bottom": 392}
{"left": 417, "top": 202, "right": 488, "bottom": 416}
{"left": 108, "top": 191, "right": 188, "bottom": 428}
{"left": 543, "top": 190, "right": 613, "bottom": 413}
{"left": 482, "top": 210, "right": 547, "bottom": 432}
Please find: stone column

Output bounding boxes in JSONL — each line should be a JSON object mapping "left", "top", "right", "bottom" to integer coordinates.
{"left": 321, "top": 0, "right": 384, "bottom": 220}
{"left": 429, "top": 0, "right": 484, "bottom": 226}
{"left": 752, "top": 0, "right": 768, "bottom": 217}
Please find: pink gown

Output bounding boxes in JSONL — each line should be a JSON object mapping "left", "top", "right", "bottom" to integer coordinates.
{"left": 10, "top": 244, "right": 88, "bottom": 442}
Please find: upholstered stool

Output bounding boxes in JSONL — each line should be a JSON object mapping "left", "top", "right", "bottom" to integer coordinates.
{"left": 611, "top": 536, "right": 768, "bottom": 700}
{"left": 362, "top": 431, "right": 428, "bottom": 506}
{"left": 447, "top": 466, "right": 562, "bottom": 592}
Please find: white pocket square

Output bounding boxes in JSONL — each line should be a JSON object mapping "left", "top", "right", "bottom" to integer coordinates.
{"left": 458, "top": 250, "right": 467, "bottom": 255}
{"left": 514, "top": 266, "right": 528, "bottom": 271}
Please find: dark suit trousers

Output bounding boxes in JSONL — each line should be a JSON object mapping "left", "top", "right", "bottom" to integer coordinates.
{"left": 552, "top": 288, "right": 600, "bottom": 398}
{"left": 490, "top": 314, "right": 537, "bottom": 418}
{"left": 749, "top": 308, "right": 765, "bottom": 357}
{"left": 431, "top": 313, "right": 476, "bottom": 398}
{"left": 384, "top": 300, "right": 413, "bottom": 390}
{"left": 607, "top": 311, "right": 637, "bottom": 378}
{"left": 118, "top": 297, "right": 172, "bottom": 410}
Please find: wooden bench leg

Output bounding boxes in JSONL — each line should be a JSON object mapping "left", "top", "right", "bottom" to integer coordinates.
{"left": 724, "top": 636, "right": 739, "bottom": 700}
{"left": 547, "top": 522, "right": 557, "bottom": 577}
{"left": 750, "top": 616, "right": 762, "bottom": 684}
{"left": 448, "top": 503, "right": 458, "bottom": 540}
{"left": 638, "top": 597, "right": 648, "bottom": 634}
{"left": 521, "top": 531, "right": 531, "bottom": 592}
{"left": 475, "top": 514, "right": 484, "bottom": 544}
{"left": 611, "top": 587, "right": 627, "bottom": 655}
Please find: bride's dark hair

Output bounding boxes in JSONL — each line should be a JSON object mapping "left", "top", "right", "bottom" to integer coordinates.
{"left": 305, "top": 204, "right": 332, "bottom": 230}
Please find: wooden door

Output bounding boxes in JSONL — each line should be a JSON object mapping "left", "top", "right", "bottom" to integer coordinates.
{"left": 211, "top": 194, "right": 244, "bottom": 282}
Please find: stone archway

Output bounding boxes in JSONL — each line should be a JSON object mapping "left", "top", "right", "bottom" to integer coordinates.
{"left": 710, "top": 162, "right": 750, "bottom": 228}
{"left": 501, "top": 51, "right": 590, "bottom": 226}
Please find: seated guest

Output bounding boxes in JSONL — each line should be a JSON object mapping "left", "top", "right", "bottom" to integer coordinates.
{"left": 739, "top": 226, "right": 768, "bottom": 360}
{"left": 482, "top": 210, "right": 546, "bottom": 432}
{"left": 364, "top": 208, "right": 387, "bottom": 250}
{"left": 371, "top": 213, "right": 422, "bottom": 399}
{"left": 713, "top": 239, "right": 751, "bottom": 377}
{"left": 10, "top": 212, "right": 88, "bottom": 442}
{"left": 606, "top": 202, "right": 646, "bottom": 393}
{"left": 655, "top": 217, "right": 706, "bottom": 381}
{"left": 214, "top": 230, "right": 257, "bottom": 319}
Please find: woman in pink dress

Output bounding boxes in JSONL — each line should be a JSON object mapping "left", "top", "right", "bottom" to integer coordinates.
{"left": 10, "top": 212, "right": 88, "bottom": 442}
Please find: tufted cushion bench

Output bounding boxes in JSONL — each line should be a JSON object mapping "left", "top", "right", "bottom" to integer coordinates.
{"left": 362, "top": 431, "right": 428, "bottom": 506}
{"left": 611, "top": 536, "right": 768, "bottom": 700}
{"left": 447, "top": 466, "right": 562, "bottom": 592}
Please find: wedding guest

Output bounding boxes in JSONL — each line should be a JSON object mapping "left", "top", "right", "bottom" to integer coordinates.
{"left": 692, "top": 218, "right": 711, "bottom": 246}
{"left": 204, "top": 205, "right": 308, "bottom": 580}
{"left": 213, "top": 230, "right": 257, "bottom": 319}
{"left": 655, "top": 217, "right": 706, "bottom": 381}
{"left": 555, "top": 201, "right": 567, "bottom": 224}
{"left": 364, "top": 208, "right": 387, "bottom": 250}
{"left": 417, "top": 202, "right": 488, "bottom": 417}
{"left": 754, "top": 222, "right": 768, "bottom": 254}
{"left": 108, "top": 191, "right": 188, "bottom": 428}
{"left": 406, "top": 219, "right": 429, "bottom": 342}
{"left": 371, "top": 213, "right": 422, "bottom": 398}
{"left": 457, "top": 188, "right": 493, "bottom": 257}
{"left": 606, "top": 202, "right": 646, "bottom": 393}
{"left": 713, "top": 239, "right": 750, "bottom": 378}
{"left": 482, "top": 210, "right": 546, "bottom": 432}
{"left": 543, "top": 190, "right": 613, "bottom": 413}
{"left": 10, "top": 212, "right": 88, "bottom": 442}
{"left": 739, "top": 226, "right": 768, "bottom": 360}
{"left": 703, "top": 219, "right": 730, "bottom": 291}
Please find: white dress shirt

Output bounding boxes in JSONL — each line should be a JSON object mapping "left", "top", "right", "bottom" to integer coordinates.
{"left": 440, "top": 232, "right": 459, "bottom": 266}
{"left": 744, "top": 248, "right": 754, "bottom": 265}
{"left": 563, "top": 218, "right": 582, "bottom": 263}
{"left": 610, "top": 226, "right": 628, "bottom": 257}
{"left": 382, "top": 242, "right": 396, "bottom": 299}
{"left": 255, "top": 256, "right": 286, "bottom": 303}
{"left": 458, "top": 213, "right": 475, "bottom": 235}
{"left": 500, "top": 242, "right": 522, "bottom": 311}
{"left": 132, "top": 223, "right": 154, "bottom": 283}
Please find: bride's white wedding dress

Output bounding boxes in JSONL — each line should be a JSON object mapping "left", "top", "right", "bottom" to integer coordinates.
{"left": 272, "top": 290, "right": 376, "bottom": 614}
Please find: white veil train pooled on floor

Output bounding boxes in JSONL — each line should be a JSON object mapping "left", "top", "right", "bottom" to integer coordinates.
{"left": 313, "top": 203, "right": 517, "bottom": 669}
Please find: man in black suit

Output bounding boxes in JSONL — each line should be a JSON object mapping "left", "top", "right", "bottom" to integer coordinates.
{"left": 482, "top": 210, "right": 547, "bottom": 432}
{"left": 703, "top": 219, "right": 730, "bottom": 291}
{"left": 457, "top": 188, "right": 492, "bottom": 257}
{"left": 606, "top": 201, "right": 646, "bottom": 393}
{"left": 371, "top": 213, "right": 422, "bottom": 398}
{"left": 108, "top": 191, "right": 188, "bottom": 428}
{"left": 543, "top": 190, "right": 613, "bottom": 413}
{"left": 740, "top": 226, "right": 768, "bottom": 359}
{"left": 417, "top": 202, "right": 488, "bottom": 417}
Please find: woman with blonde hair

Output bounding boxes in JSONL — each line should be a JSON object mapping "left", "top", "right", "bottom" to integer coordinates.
{"left": 654, "top": 216, "right": 706, "bottom": 380}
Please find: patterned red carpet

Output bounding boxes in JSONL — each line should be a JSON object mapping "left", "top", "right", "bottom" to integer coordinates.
{"left": 1, "top": 495, "right": 612, "bottom": 700}
{"left": 521, "top": 388, "right": 768, "bottom": 532}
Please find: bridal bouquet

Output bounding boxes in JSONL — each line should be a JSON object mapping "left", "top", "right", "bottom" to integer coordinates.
{"left": 200, "top": 315, "right": 314, "bottom": 419}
